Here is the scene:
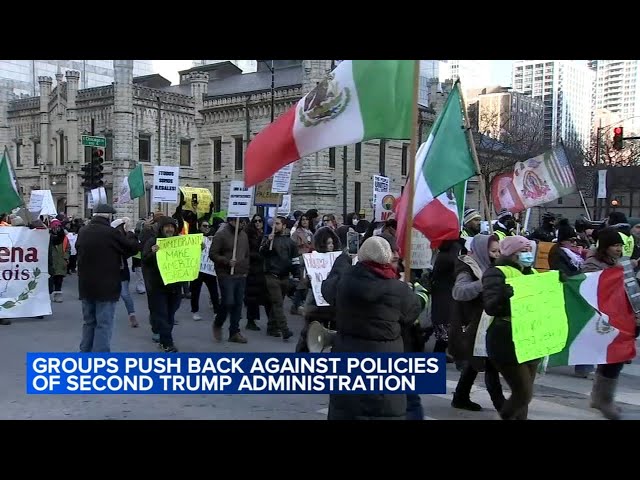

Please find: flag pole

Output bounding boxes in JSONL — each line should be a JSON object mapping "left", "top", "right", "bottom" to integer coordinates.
{"left": 457, "top": 82, "right": 493, "bottom": 234}
{"left": 2, "top": 145, "right": 33, "bottom": 225}
{"left": 401, "top": 60, "right": 421, "bottom": 284}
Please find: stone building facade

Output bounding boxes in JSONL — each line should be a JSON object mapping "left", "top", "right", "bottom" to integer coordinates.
{"left": 0, "top": 60, "right": 436, "bottom": 222}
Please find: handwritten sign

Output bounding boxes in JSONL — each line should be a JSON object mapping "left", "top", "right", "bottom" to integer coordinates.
{"left": 254, "top": 177, "right": 283, "bottom": 206}
{"left": 200, "top": 237, "right": 216, "bottom": 275}
{"left": 156, "top": 233, "right": 203, "bottom": 285}
{"left": 227, "top": 181, "right": 253, "bottom": 218}
{"left": 272, "top": 164, "right": 293, "bottom": 193}
{"left": 152, "top": 166, "right": 179, "bottom": 203}
{"left": 277, "top": 194, "right": 291, "bottom": 216}
{"left": 302, "top": 251, "right": 342, "bottom": 307}
{"left": 507, "top": 270, "right": 569, "bottom": 363}
{"left": 410, "top": 229, "right": 431, "bottom": 269}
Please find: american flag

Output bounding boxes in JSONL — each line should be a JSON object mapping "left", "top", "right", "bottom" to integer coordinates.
{"left": 546, "top": 146, "right": 576, "bottom": 193}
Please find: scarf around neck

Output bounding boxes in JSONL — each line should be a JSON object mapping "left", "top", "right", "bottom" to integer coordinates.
{"left": 361, "top": 261, "right": 399, "bottom": 279}
{"left": 561, "top": 246, "right": 584, "bottom": 269}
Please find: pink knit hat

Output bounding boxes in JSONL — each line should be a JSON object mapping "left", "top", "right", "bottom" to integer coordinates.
{"left": 499, "top": 235, "right": 532, "bottom": 256}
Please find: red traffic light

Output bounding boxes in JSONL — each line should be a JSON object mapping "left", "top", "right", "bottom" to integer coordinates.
{"left": 614, "top": 127, "right": 622, "bottom": 135}
{"left": 95, "top": 149, "right": 104, "bottom": 157}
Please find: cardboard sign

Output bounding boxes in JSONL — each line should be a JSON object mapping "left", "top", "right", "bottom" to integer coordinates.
{"left": 534, "top": 241, "right": 553, "bottom": 272}
{"left": 254, "top": 178, "right": 282, "bottom": 206}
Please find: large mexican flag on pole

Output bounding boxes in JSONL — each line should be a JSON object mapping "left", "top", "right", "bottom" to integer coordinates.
{"left": 548, "top": 268, "right": 637, "bottom": 366}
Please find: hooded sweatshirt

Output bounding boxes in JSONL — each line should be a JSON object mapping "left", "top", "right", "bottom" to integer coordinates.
{"left": 452, "top": 233, "right": 493, "bottom": 302}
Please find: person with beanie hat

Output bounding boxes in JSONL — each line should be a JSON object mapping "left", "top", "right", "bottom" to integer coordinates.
{"left": 462, "top": 208, "right": 482, "bottom": 238}
{"left": 322, "top": 236, "right": 424, "bottom": 420}
{"left": 481, "top": 235, "right": 539, "bottom": 420}
{"left": 493, "top": 209, "right": 516, "bottom": 240}
{"left": 605, "top": 211, "right": 636, "bottom": 259}
{"left": 580, "top": 226, "right": 634, "bottom": 419}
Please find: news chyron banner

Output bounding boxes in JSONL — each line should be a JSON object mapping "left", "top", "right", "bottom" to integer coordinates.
{"left": 26, "top": 353, "right": 446, "bottom": 395}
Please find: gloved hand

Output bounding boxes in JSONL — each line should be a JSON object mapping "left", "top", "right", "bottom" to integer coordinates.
{"left": 503, "top": 284, "right": 514, "bottom": 299}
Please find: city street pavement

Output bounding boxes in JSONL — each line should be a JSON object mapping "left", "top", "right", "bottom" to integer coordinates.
{"left": 2, "top": 273, "right": 640, "bottom": 420}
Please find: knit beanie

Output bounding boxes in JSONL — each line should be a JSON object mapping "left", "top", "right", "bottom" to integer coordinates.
{"left": 463, "top": 208, "right": 481, "bottom": 225}
{"left": 597, "top": 227, "right": 623, "bottom": 252}
{"left": 358, "top": 236, "right": 393, "bottom": 265}
{"left": 499, "top": 235, "right": 532, "bottom": 256}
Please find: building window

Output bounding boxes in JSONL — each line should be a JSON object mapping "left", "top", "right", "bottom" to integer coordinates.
{"left": 180, "top": 140, "right": 191, "bottom": 167}
{"left": 234, "top": 136, "right": 243, "bottom": 171}
{"left": 84, "top": 146, "right": 92, "bottom": 164}
{"left": 329, "top": 147, "right": 336, "bottom": 168}
{"left": 355, "top": 143, "right": 361, "bottom": 171}
{"left": 354, "top": 181, "right": 361, "bottom": 214}
{"left": 105, "top": 135, "right": 113, "bottom": 162}
{"left": 59, "top": 133, "right": 65, "bottom": 165}
{"left": 557, "top": 197, "right": 563, "bottom": 205}
{"left": 213, "top": 138, "right": 222, "bottom": 171}
{"left": 33, "top": 140, "right": 40, "bottom": 167}
{"left": 213, "top": 181, "right": 221, "bottom": 212}
{"left": 139, "top": 135, "right": 151, "bottom": 162}
{"left": 379, "top": 139, "right": 386, "bottom": 176}
{"left": 15, "top": 140, "right": 22, "bottom": 167}
{"left": 401, "top": 143, "right": 408, "bottom": 176}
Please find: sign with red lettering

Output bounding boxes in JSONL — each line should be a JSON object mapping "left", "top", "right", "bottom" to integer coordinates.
{"left": 302, "top": 251, "right": 342, "bottom": 307}
{"left": 0, "top": 227, "right": 51, "bottom": 318}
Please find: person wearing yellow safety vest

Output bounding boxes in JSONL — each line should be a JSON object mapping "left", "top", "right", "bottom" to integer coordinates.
{"left": 603, "top": 212, "right": 638, "bottom": 261}
{"left": 482, "top": 235, "right": 540, "bottom": 420}
{"left": 460, "top": 208, "right": 482, "bottom": 239}
{"left": 581, "top": 227, "right": 640, "bottom": 420}
{"left": 492, "top": 209, "right": 517, "bottom": 241}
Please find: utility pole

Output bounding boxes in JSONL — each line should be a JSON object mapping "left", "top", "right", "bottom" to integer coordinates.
{"left": 342, "top": 146, "right": 348, "bottom": 220}
{"left": 157, "top": 95, "right": 162, "bottom": 211}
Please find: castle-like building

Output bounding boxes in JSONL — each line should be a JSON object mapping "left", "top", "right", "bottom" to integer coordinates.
{"left": 0, "top": 60, "right": 442, "bottom": 221}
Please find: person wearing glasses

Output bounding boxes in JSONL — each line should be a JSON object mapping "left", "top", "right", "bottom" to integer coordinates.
{"left": 190, "top": 220, "right": 221, "bottom": 321}
{"left": 321, "top": 214, "right": 338, "bottom": 231}
{"left": 244, "top": 214, "right": 271, "bottom": 331}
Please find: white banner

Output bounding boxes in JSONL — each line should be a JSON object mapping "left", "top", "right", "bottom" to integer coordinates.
{"left": 199, "top": 237, "right": 216, "bottom": 275}
{"left": 277, "top": 194, "right": 291, "bottom": 216}
{"left": 90, "top": 187, "right": 107, "bottom": 208}
{"left": 272, "top": 165, "right": 293, "bottom": 193}
{"left": 410, "top": 230, "right": 432, "bottom": 269}
{"left": 597, "top": 170, "right": 607, "bottom": 199}
{"left": 152, "top": 166, "right": 179, "bottom": 203}
{"left": 227, "top": 180, "right": 253, "bottom": 218}
{"left": 302, "top": 251, "right": 341, "bottom": 307}
{"left": 29, "top": 190, "right": 57, "bottom": 217}
{"left": 0, "top": 227, "right": 52, "bottom": 318}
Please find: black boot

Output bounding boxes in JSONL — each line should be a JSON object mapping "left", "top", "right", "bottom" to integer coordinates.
{"left": 246, "top": 320, "right": 260, "bottom": 331}
{"left": 451, "top": 365, "right": 482, "bottom": 411}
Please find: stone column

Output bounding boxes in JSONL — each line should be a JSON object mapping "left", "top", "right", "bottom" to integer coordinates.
{"left": 291, "top": 60, "right": 338, "bottom": 213}
{"left": 188, "top": 72, "right": 209, "bottom": 186}
{"left": 112, "top": 60, "right": 136, "bottom": 219}
{"left": 38, "top": 76, "right": 52, "bottom": 190}
{"left": 0, "top": 86, "right": 10, "bottom": 154}
{"left": 65, "top": 70, "right": 80, "bottom": 216}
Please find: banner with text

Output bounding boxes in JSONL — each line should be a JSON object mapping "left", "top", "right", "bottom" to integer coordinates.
{"left": 199, "top": 237, "right": 216, "bottom": 276}
{"left": 0, "top": 227, "right": 51, "bottom": 318}
{"left": 152, "top": 166, "right": 179, "bottom": 203}
{"left": 302, "top": 251, "right": 342, "bottom": 307}
{"left": 156, "top": 233, "right": 203, "bottom": 285}
{"left": 272, "top": 164, "right": 293, "bottom": 193}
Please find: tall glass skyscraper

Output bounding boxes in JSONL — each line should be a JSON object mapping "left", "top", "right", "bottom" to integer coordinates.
{"left": 0, "top": 60, "right": 154, "bottom": 96}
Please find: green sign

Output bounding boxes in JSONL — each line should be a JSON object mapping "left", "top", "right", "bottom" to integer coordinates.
{"left": 81, "top": 135, "right": 107, "bottom": 147}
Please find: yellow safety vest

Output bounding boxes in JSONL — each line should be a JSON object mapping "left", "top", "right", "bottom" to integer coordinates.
{"left": 461, "top": 230, "right": 470, "bottom": 238}
{"left": 494, "top": 230, "right": 507, "bottom": 240}
{"left": 495, "top": 265, "right": 538, "bottom": 278}
{"left": 596, "top": 231, "right": 635, "bottom": 258}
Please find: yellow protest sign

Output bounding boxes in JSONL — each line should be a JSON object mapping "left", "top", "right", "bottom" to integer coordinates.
{"left": 156, "top": 233, "right": 203, "bottom": 285}
{"left": 507, "top": 270, "right": 568, "bottom": 364}
{"left": 179, "top": 187, "right": 212, "bottom": 215}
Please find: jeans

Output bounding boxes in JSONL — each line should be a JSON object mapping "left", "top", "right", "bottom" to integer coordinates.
{"left": 215, "top": 275, "right": 246, "bottom": 337}
{"left": 406, "top": 393, "right": 424, "bottom": 420}
{"left": 120, "top": 281, "right": 135, "bottom": 315}
{"left": 49, "top": 275, "right": 64, "bottom": 294}
{"left": 148, "top": 290, "right": 182, "bottom": 347}
{"left": 80, "top": 300, "right": 118, "bottom": 352}
{"left": 190, "top": 272, "right": 220, "bottom": 313}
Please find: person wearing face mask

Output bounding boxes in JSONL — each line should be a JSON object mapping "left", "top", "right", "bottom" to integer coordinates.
{"left": 449, "top": 234, "right": 505, "bottom": 412}
{"left": 482, "top": 235, "right": 539, "bottom": 420}
{"left": 492, "top": 210, "right": 517, "bottom": 241}
{"left": 580, "top": 227, "right": 640, "bottom": 420}
{"left": 548, "top": 219, "right": 593, "bottom": 378}
{"left": 345, "top": 212, "right": 360, "bottom": 228}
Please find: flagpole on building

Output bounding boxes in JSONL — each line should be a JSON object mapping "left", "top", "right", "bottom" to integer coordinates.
{"left": 401, "top": 60, "right": 421, "bottom": 283}
{"left": 457, "top": 81, "right": 493, "bottom": 234}
{"left": 3, "top": 145, "right": 33, "bottom": 225}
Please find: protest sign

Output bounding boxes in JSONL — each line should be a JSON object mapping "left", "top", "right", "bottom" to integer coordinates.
{"left": 0, "top": 227, "right": 51, "bottom": 318}
{"left": 302, "top": 251, "right": 342, "bottom": 306}
{"left": 272, "top": 165, "right": 293, "bottom": 193}
{"left": 374, "top": 192, "right": 399, "bottom": 222}
{"left": 152, "top": 166, "right": 179, "bottom": 203}
{"left": 277, "top": 194, "right": 291, "bottom": 216}
{"left": 373, "top": 175, "right": 390, "bottom": 196}
{"left": 227, "top": 181, "right": 253, "bottom": 218}
{"left": 410, "top": 230, "right": 431, "bottom": 269}
{"left": 507, "top": 270, "right": 568, "bottom": 363}
{"left": 156, "top": 233, "right": 203, "bottom": 285}
{"left": 200, "top": 237, "right": 216, "bottom": 275}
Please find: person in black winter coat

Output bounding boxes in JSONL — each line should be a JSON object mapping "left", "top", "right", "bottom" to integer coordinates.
{"left": 142, "top": 216, "right": 184, "bottom": 352}
{"left": 482, "top": 235, "right": 539, "bottom": 420}
{"left": 295, "top": 226, "right": 341, "bottom": 352}
{"left": 244, "top": 214, "right": 271, "bottom": 331}
{"left": 322, "top": 236, "right": 424, "bottom": 420}
{"left": 530, "top": 212, "right": 556, "bottom": 243}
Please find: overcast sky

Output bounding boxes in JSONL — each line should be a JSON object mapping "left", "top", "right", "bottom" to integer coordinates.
{"left": 151, "top": 60, "right": 515, "bottom": 86}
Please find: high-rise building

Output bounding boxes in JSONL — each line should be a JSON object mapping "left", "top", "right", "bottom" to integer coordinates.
{"left": 512, "top": 60, "right": 594, "bottom": 152}
{"left": 0, "top": 60, "right": 154, "bottom": 96}
{"left": 590, "top": 60, "right": 640, "bottom": 134}
{"left": 418, "top": 60, "right": 449, "bottom": 105}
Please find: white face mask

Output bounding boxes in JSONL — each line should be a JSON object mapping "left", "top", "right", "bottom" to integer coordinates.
{"left": 352, "top": 218, "right": 359, "bottom": 226}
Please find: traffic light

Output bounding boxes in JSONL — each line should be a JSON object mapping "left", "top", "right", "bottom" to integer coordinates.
{"left": 613, "top": 127, "right": 624, "bottom": 150}
{"left": 80, "top": 148, "right": 105, "bottom": 190}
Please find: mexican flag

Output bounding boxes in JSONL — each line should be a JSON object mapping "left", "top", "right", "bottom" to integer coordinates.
{"left": 115, "top": 164, "right": 145, "bottom": 205}
{"left": 548, "top": 268, "right": 637, "bottom": 366}
{"left": 0, "top": 151, "right": 22, "bottom": 214}
{"left": 244, "top": 60, "right": 416, "bottom": 187}
{"left": 394, "top": 82, "right": 477, "bottom": 252}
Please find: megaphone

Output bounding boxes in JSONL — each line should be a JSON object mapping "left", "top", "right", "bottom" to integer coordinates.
{"left": 307, "top": 321, "right": 337, "bottom": 353}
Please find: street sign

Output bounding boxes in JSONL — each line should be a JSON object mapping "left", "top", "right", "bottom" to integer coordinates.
{"left": 81, "top": 135, "right": 107, "bottom": 148}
